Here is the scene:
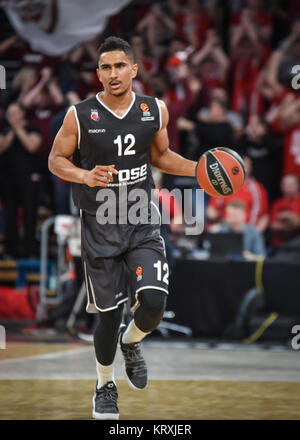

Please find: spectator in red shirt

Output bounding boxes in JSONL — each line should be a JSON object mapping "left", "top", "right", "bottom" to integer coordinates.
{"left": 230, "top": 34, "right": 270, "bottom": 120}
{"left": 19, "top": 66, "right": 64, "bottom": 209}
{"left": 20, "top": 66, "right": 64, "bottom": 157}
{"left": 136, "top": 4, "right": 175, "bottom": 58}
{"left": 230, "top": 0, "right": 272, "bottom": 120}
{"left": 230, "top": 0, "right": 273, "bottom": 45}
{"left": 174, "top": 0, "right": 213, "bottom": 48}
{"left": 270, "top": 174, "right": 300, "bottom": 245}
{"left": 207, "top": 155, "right": 270, "bottom": 233}
{"left": 129, "top": 33, "right": 159, "bottom": 95}
{"left": 149, "top": 61, "right": 196, "bottom": 154}
{"left": 189, "top": 30, "right": 230, "bottom": 91}
{"left": 265, "top": 90, "right": 300, "bottom": 180}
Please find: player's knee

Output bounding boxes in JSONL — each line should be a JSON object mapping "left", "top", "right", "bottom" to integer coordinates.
{"left": 134, "top": 290, "right": 167, "bottom": 333}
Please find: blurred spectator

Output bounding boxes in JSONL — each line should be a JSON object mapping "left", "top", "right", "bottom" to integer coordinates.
{"left": 230, "top": 0, "right": 272, "bottom": 46}
{"left": 237, "top": 114, "right": 281, "bottom": 200}
{"left": 265, "top": 91, "right": 300, "bottom": 180}
{"left": 0, "top": 102, "right": 41, "bottom": 258}
{"left": 0, "top": 35, "right": 61, "bottom": 73}
{"left": 172, "top": 0, "right": 213, "bottom": 48}
{"left": 270, "top": 174, "right": 300, "bottom": 246}
{"left": 136, "top": 4, "right": 175, "bottom": 57}
{"left": 189, "top": 30, "right": 230, "bottom": 91}
{"left": 188, "top": 87, "right": 244, "bottom": 139}
{"left": 178, "top": 93, "right": 236, "bottom": 160}
{"left": 67, "top": 38, "right": 100, "bottom": 99}
{"left": 212, "top": 199, "right": 266, "bottom": 258}
{"left": 130, "top": 33, "right": 158, "bottom": 94}
{"left": 0, "top": 67, "right": 39, "bottom": 109}
{"left": 20, "top": 66, "right": 64, "bottom": 156}
{"left": 207, "top": 155, "right": 270, "bottom": 233}
{"left": 150, "top": 62, "right": 197, "bottom": 154}
{"left": 230, "top": 0, "right": 271, "bottom": 119}
{"left": 67, "top": 38, "right": 99, "bottom": 71}
{"left": 19, "top": 66, "right": 64, "bottom": 209}
{"left": 265, "top": 15, "right": 300, "bottom": 95}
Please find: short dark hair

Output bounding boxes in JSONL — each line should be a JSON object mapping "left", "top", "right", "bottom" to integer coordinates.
{"left": 97, "top": 36, "right": 134, "bottom": 63}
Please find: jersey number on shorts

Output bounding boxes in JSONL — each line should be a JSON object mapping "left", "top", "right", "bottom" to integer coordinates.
{"left": 114, "top": 134, "right": 136, "bottom": 156}
{"left": 153, "top": 260, "right": 169, "bottom": 285}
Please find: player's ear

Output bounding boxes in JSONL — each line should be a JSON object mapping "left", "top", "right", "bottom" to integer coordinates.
{"left": 132, "top": 63, "right": 138, "bottom": 80}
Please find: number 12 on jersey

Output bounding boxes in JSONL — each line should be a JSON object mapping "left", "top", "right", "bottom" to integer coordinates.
{"left": 114, "top": 134, "right": 136, "bottom": 156}
{"left": 154, "top": 260, "right": 169, "bottom": 285}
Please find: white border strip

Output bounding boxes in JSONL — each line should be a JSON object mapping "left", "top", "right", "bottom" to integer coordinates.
{"left": 95, "top": 92, "right": 136, "bottom": 120}
{"left": 155, "top": 97, "right": 162, "bottom": 130}
{"left": 71, "top": 105, "right": 81, "bottom": 149}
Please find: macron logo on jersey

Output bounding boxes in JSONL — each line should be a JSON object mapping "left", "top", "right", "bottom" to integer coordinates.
{"left": 88, "top": 128, "right": 106, "bottom": 133}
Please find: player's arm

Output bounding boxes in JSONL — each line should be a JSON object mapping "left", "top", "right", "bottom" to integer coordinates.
{"left": 150, "top": 100, "right": 197, "bottom": 177}
{"left": 48, "top": 107, "right": 118, "bottom": 187}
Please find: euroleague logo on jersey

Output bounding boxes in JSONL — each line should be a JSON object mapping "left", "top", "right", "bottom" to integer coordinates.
{"left": 136, "top": 265, "right": 143, "bottom": 281}
{"left": 91, "top": 109, "right": 100, "bottom": 121}
{"left": 140, "top": 102, "right": 155, "bottom": 122}
{"left": 140, "top": 103, "right": 149, "bottom": 113}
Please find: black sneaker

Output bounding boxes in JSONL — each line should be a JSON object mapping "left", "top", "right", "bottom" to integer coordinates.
{"left": 92, "top": 381, "right": 119, "bottom": 420}
{"left": 119, "top": 326, "right": 148, "bottom": 390}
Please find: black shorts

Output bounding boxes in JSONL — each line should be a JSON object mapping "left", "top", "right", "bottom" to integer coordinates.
{"left": 81, "top": 212, "right": 169, "bottom": 313}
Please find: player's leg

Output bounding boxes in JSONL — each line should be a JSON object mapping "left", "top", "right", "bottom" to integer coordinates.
{"left": 82, "top": 251, "right": 128, "bottom": 419}
{"left": 92, "top": 305, "right": 123, "bottom": 420}
{"left": 94, "top": 304, "right": 124, "bottom": 388}
{"left": 121, "top": 241, "right": 168, "bottom": 389}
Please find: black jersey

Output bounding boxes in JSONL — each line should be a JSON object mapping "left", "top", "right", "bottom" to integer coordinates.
{"left": 71, "top": 92, "right": 163, "bottom": 257}
{"left": 72, "top": 92, "right": 161, "bottom": 216}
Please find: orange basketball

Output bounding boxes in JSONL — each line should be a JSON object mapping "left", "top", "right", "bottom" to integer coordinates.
{"left": 196, "top": 147, "right": 245, "bottom": 198}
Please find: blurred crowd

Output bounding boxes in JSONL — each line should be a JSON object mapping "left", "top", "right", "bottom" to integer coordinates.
{"left": 0, "top": 0, "right": 300, "bottom": 260}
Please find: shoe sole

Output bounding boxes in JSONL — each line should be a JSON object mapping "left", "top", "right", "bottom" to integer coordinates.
{"left": 122, "top": 362, "right": 148, "bottom": 391}
{"left": 92, "top": 393, "right": 119, "bottom": 420}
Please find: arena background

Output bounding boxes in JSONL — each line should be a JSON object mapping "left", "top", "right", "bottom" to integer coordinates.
{"left": 0, "top": 0, "right": 300, "bottom": 423}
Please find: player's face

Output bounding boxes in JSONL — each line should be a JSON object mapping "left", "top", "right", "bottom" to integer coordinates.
{"left": 97, "top": 50, "right": 138, "bottom": 97}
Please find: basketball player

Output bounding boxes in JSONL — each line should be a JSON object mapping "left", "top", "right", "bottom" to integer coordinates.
{"left": 48, "top": 36, "right": 198, "bottom": 419}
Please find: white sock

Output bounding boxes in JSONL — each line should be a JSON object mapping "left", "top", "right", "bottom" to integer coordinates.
{"left": 95, "top": 359, "right": 115, "bottom": 389}
{"left": 121, "top": 319, "right": 150, "bottom": 344}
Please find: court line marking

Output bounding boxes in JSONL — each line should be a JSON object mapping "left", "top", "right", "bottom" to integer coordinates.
{"left": 0, "top": 346, "right": 92, "bottom": 365}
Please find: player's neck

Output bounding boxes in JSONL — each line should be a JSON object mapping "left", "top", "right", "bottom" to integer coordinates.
{"left": 97, "top": 89, "right": 134, "bottom": 117}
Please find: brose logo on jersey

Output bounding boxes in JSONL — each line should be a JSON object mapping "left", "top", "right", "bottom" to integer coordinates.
{"left": 118, "top": 163, "right": 147, "bottom": 182}
{"left": 107, "top": 163, "right": 148, "bottom": 186}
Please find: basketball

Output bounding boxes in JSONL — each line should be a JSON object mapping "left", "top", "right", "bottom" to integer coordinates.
{"left": 196, "top": 147, "right": 245, "bottom": 198}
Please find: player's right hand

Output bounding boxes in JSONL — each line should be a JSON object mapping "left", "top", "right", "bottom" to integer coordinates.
{"left": 83, "top": 165, "right": 118, "bottom": 187}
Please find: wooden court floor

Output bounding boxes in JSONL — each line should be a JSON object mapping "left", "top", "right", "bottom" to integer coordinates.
{"left": 0, "top": 342, "right": 300, "bottom": 420}
{"left": 1, "top": 379, "right": 300, "bottom": 420}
